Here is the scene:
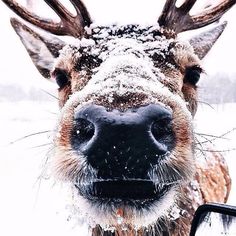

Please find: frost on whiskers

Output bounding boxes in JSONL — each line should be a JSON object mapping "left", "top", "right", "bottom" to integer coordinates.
{"left": 62, "top": 184, "right": 180, "bottom": 231}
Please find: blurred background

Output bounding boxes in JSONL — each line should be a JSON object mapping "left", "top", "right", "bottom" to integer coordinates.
{"left": 0, "top": 0, "right": 236, "bottom": 235}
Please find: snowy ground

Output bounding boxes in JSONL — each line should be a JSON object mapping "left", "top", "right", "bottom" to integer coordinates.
{"left": 0, "top": 101, "right": 235, "bottom": 236}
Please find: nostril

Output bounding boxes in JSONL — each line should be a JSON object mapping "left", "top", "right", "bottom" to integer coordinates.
{"left": 150, "top": 116, "right": 174, "bottom": 149}
{"left": 151, "top": 117, "right": 172, "bottom": 138}
{"left": 74, "top": 118, "right": 95, "bottom": 145}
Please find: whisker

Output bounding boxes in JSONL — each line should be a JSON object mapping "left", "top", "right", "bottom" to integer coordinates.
{"left": 195, "top": 132, "right": 230, "bottom": 140}
{"left": 195, "top": 147, "right": 236, "bottom": 153}
{"left": 29, "top": 143, "right": 53, "bottom": 149}
{"left": 197, "top": 100, "right": 214, "bottom": 110}
{"left": 196, "top": 133, "right": 213, "bottom": 143}
{"left": 41, "top": 89, "right": 59, "bottom": 100}
{"left": 195, "top": 128, "right": 236, "bottom": 146}
{"left": 8, "top": 130, "right": 53, "bottom": 145}
{"left": 43, "top": 110, "right": 58, "bottom": 116}
{"left": 33, "top": 172, "right": 45, "bottom": 208}
{"left": 195, "top": 135, "right": 212, "bottom": 148}
{"left": 194, "top": 137, "right": 208, "bottom": 159}
{"left": 33, "top": 146, "right": 55, "bottom": 206}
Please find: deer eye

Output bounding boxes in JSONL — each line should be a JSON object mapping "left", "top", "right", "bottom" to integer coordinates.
{"left": 52, "top": 69, "right": 69, "bottom": 89}
{"left": 184, "top": 65, "right": 203, "bottom": 85}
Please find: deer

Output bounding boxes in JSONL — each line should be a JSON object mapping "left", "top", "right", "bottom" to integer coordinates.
{"left": 2, "top": 0, "right": 235, "bottom": 235}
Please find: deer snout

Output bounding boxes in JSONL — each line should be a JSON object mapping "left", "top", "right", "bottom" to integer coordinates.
{"left": 72, "top": 104, "right": 175, "bottom": 179}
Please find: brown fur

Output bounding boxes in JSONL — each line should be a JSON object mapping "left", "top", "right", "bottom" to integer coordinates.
{"left": 42, "top": 35, "right": 231, "bottom": 236}
{"left": 49, "top": 35, "right": 231, "bottom": 235}
{"left": 2, "top": 1, "right": 234, "bottom": 234}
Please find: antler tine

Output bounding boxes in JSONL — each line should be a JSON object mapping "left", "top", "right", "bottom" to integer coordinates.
{"left": 69, "top": 0, "right": 92, "bottom": 26}
{"left": 2, "top": 0, "right": 91, "bottom": 38}
{"left": 158, "top": 0, "right": 236, "bottom": 35}
{"left": 179, "top": 0, "right": 197, "bottom": 13}
{"left": 44, "top": 0, "right": 73, "bottom": 20}
{"left": 43, "top": 0, "right": 86, "bottom": 37}
{"left": 2, "top": 0, "right": 62, "bottom": 35}
{"left": 158, "top": 0, "right": 177, "bottom": 27}
{"left": 190, "top": 0, "right": 236, "bottom": 30}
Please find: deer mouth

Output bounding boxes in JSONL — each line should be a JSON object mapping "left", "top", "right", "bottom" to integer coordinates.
{"left": 75, "top": 180, "right": 175, "bottom": 206}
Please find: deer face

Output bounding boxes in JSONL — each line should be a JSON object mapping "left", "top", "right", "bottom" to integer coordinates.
{"left": 3, "top": 0, "right": 235, "bottom": 231}
{"left": 52, "top": 25, "right": 197, "bottom": 227}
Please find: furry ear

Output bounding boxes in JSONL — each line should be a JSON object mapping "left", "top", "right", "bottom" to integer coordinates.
{"left": 10, "top": 17, "right": 65, "bottom": 79}
{"left": 189, "top": 22, "right": 227, "bottom": 60}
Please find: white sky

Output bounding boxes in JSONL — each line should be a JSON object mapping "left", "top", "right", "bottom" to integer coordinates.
{"left": 0, "top": 0, "right": 236, "bottom": 90}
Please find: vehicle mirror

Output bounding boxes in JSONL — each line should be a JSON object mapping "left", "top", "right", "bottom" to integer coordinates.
{"left": 190, "top": 203, "right": 236, "bottom": 236}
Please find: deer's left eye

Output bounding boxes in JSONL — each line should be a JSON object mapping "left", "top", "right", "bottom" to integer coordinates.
{"left": 52, "top": 69, "right": 69, "bottom": 89}
{"left": 184, "top": 66, "right": 202, "bottom": 85}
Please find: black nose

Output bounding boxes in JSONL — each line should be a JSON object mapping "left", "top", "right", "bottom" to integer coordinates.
{"left": 72, "top": 104, "right": 175, "bottom": 179}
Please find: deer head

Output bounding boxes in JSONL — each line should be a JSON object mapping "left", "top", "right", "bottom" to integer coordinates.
{"left": 2, "top": 0, "right": 235, "bottom": 235}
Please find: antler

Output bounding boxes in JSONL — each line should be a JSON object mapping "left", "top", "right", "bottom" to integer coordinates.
{"left": 2, "top": 0, "right": 92, "bottom": 38}
{"left": 158, "top": 0, "right": 236, "bottom": 34}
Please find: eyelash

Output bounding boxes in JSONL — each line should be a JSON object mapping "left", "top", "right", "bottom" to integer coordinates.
{"left": 52, "top": 69, "right": 69, "bottom": 89}
{"left": 184, "top": 65, "right": 203, "bottom": 85}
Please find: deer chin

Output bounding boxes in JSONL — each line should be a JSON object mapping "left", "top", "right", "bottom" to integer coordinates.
{"left": 67, "top": 156, "right": 182, "bottom": 229}
{"left": 71, "top": 179, "right": 178, "bottom": 228}
{"left": 52, "top": 146, "right": 186, "bottom": 229}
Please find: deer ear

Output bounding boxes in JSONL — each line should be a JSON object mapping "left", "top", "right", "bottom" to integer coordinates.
{"left": 10, "top": 17, "right": 65, "bottom": 79}
{"left": 189, "top": 22, "right": 227, "bottom": 60}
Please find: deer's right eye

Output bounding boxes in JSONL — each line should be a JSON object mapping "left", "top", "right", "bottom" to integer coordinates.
{"left": 184, "top": 65, "right": 202, "bottom": 86}
{"left": 52, "top": 69, "right": 69, "bottom": 89}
